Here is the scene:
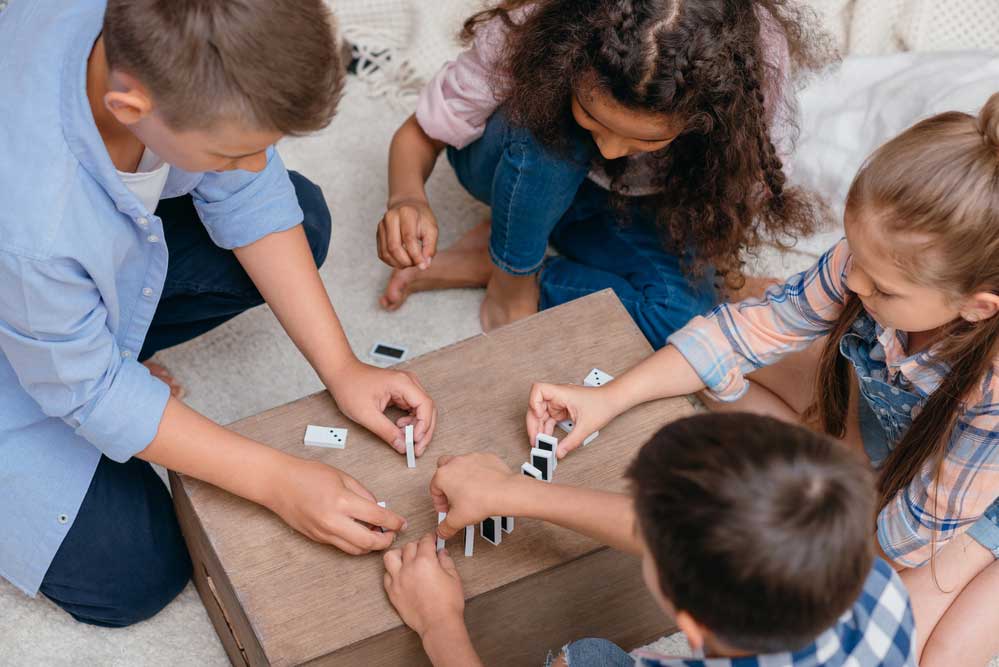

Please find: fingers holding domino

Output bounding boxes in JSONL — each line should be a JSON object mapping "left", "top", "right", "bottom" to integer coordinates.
{"left": 429, "top": 454, "right": 514, "bottom": 540}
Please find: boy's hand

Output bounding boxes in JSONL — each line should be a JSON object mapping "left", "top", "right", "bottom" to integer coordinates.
{"left": 268, "top": 458, "right": 406, "bottom": 554}
{"left": 431, "top": 454, "right": 518, "bottom": 538}
{"left": 377, "top": 199, "right": 439, "bottom": 270}
{"left": 526, "top": 383, "right": 618, "bottom": 458}
{"left": 327, "top": 361, "right": 437, "bottom": 456}
{"left": 383, "top": 534, "right": 465, "bottom": 637}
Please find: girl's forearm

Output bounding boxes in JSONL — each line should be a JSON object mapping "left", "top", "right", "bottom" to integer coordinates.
{"left": 605, "top": 344, "right": 706, "bottom": 416}
{"left": 504, "top": 477, "right": 642, "bottom": 556}
{"left": 388, "top": 114, "right": 446, "bottom": 207}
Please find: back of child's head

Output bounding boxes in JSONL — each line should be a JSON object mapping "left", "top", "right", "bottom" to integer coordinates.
{"left": 463, "top": 0, "right": 831, "bottom": 287}
{"left": 627, "top": 413, "right": 875, "bottom": 653}
{"left": 812, "top": 94, "right": 999, "bottom": 511}
{"left": 102, "top": 0, "right": 344, "bottom": 135}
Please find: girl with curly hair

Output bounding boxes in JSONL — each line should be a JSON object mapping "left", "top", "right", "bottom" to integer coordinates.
{"left": 375, "top": 0, "right": 827, "bottom": 346}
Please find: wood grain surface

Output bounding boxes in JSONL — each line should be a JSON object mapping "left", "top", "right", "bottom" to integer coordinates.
{"left": 172, "top": 290, "right": 693, "bottom": 666}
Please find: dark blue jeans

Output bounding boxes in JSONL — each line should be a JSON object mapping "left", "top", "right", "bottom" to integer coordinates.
{"left": 39, "top": 172, "right": 332, "bottom": 627}
{"left": 447, "top": 112, "right": 716, "bottom": 349}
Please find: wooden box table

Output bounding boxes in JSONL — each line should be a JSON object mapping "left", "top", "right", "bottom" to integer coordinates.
{"left": 170, "top": 290, "right": 694, "bottom": 666}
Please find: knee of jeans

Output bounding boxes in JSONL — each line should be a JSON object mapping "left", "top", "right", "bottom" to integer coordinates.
{"left": 559, "top": 638, "right": 632, "bottom": 667}
{"left": 291, "top": 173, "right": 333, "bottom": 268}
{"left": 103, "top": 551, "right": 192, "bottom": 628}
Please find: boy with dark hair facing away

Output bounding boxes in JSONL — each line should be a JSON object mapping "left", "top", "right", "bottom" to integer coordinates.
{"left": 0, "top": 0, "right": 436, "bottom": 627}
{"left": 384, "top": 414, "right": 917, "bottom": 667}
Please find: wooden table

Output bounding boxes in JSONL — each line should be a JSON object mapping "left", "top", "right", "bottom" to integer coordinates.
{"left": 170, "top": 290, "right": 694, "bottom": 666}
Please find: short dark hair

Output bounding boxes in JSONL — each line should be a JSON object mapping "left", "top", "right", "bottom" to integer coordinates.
{"left": 628, "top": 413, "right": 875, "bottom": 653}
{"left": 102, "top": 0, "right": 344, "bottom": 135}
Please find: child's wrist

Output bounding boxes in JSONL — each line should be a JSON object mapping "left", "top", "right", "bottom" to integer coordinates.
{"left": 387, "top": 192, "right": 429, "bottom": 209}
{"left": 420, "top": 614, "right": 470, "bottom": 651}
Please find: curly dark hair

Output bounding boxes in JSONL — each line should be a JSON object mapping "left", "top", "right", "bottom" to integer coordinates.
{"left": 462, "top": 0, "right": 833, "bottom": 286}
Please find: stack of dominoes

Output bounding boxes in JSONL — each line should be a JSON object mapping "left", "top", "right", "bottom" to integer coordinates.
{"left": 460, "top": 368, "right": 614, "bottom": 557}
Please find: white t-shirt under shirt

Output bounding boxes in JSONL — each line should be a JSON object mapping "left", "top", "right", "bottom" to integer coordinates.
{"left": 116, "top": 148, "right": 170, "bottom": 213}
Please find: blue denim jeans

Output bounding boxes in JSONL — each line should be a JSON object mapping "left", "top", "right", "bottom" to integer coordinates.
{"left": 844, "top": 313, "right": 999, "bottom": 559}
{"left": 39, "top": 172, "right": 332, "bottom": 627}
{"left": 447, "top": 112, "right": 717, "bottom": 349}
{"left": 546, "top": 638, "right": 636, "bottom": 667}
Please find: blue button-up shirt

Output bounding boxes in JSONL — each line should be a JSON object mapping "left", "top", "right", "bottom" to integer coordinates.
{"left": 0, "top": 0, "right": 303, "bottom": 595}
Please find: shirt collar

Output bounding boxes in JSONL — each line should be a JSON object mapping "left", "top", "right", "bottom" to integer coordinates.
{"left": 59, "top": 6, "right": 150, "bottom": 219}
{"left": 875, "top": 323, "right": 948, "bottom": 393}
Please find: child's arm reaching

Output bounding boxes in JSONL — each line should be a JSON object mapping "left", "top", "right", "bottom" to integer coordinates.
{"left": 235, "top": 224, "right": 437, "bottom": 455}
{"left": 528, "top": 240, "right": 855, "bottom": 457}
{"left": 377, "top": 115, "right": 447, "bottom": 270}
{"left": 383, "top": 534, "right": 484, "bottom": 667}
{"left": 431, "top": 453, "right": 640, "bottom": 556}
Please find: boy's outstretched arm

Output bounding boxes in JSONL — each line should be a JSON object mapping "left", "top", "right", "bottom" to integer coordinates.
{"left": 234, "top": 224, "right": 437, "bottom": 455}
{"left": 140, "top": 398, "right": 406, "bottom": 553}
{"left": 384, "top": 534, "right": 484, "bottom": 667}
{"left": 378, "top": 114, "right": 447, "bottom": 270}
{"left": 431, "top": 454, "right": 642, "bottom": 556}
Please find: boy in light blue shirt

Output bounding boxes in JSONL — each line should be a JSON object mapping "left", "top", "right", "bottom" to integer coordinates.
{"left": 0, "top": 0, "right": 436, "bottom": 626}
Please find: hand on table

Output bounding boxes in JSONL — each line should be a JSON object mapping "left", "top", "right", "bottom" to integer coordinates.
{"left": 526, "top": 382, "right": 618, "bottom": 458}
{"left": 377, "top": 199, "right": 439, "bottom": 270}
{"left": 327, "top": 360, "right": 437, "bottom": 456}
{"left": 383, "top": 534, "right": 466, "bottom": 637}
{"left": 431, "top": 454, "right": 518, "bottom": 539}
{"left": 267, "top": 458, "right": 406, "bottom": 554}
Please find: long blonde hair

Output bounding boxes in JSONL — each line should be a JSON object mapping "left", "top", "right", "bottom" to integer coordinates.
{"left": 808, "top": 93, "right": 999, "bottom": 512}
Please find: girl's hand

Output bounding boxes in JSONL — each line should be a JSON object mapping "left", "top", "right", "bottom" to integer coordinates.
{"left": 377, "top": 199, "right": 439, "bottom": 270}
{"left": 327, "top": 360, "right": 437, "bottom": 456}
{"left": 430, "top": 454, "right": 518, "bottom": 538}
{"left": 267, "top": 457, "right": 406, "bottom": 554}
{"left": 526, "top": 383, "right": 619, "bottom": 458}
{"left": 383, "top": 533, "right": 466, "bottom": 637}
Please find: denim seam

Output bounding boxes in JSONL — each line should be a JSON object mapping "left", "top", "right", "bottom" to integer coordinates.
{"left": 491, "top": 140, "right": 538, "bottom": 274}
{"left": 488, "top": 246, "right": 546, "bottom": 276}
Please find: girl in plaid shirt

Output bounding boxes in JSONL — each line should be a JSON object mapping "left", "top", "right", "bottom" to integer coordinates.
{"left": 526, "top": 94, "right": 999, "bottom": 665}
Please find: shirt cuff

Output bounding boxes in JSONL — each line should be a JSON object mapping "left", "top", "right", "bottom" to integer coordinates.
{"left": 667, "top": 318, "right": 750, "bottom": 402}
{"left": 75, "top": 359, "right": 171, "bottom": 463}
{"left": 194, "top": 147, "right": 304, "bottom": 249}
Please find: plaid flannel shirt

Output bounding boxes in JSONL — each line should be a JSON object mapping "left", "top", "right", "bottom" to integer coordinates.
{"left": 634, "top": 559, "right": 916, "bottom": 667}
{"left": 668, "top": 239, "right": 999, "bottom": 567}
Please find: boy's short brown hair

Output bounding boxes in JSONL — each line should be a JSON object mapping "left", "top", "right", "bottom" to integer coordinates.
{"left": 628, "top": 413, "right": 875, "bottom": 654}
{"left": 102, "top": 0, "right": 344, "bottom": 135}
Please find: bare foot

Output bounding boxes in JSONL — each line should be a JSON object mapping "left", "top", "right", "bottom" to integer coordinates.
{"left": 479, "top": 268, "right": 540, "bottom": 333}
{"left": 144, "top": 361, "right": 187, "bottom": 399}
{"left": 380, "top": 220, "right": 493, "bottom": 311}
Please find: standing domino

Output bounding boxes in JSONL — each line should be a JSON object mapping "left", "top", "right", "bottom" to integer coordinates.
{"left": 436, "top": 512, "right": 446, "bottom": 551}
{"left": 405, "top": 424, "right": 416, "bottom": 468}
{"left": 464, "top": 524, "right": 475, "bottom": 557}
{"left": 480, "top": 517, "right": 502, "bottom": 546}
{"left": 376, "top": 501, "right": 387, "bottom": 533}
{"left": 583, "top": 368, "right": 615, "bottom": 387}
{"left": 530, "top": 448, "right": 555, "bottom": 483}
{"left": 535, "top": 433, "right": 558, "bottom": 469}
{"left": 521, "top": 462, "right": 544, "bottom": 480}
{"left": 501, "top": 517, "right": 514, "bottom": 533}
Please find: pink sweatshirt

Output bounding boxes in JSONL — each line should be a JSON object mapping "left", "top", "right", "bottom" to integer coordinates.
{"left": 416, "top": 5, "right": 793, "bottom": 196}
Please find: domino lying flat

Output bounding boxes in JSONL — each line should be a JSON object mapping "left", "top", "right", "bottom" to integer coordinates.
{"left": 370, "top": 342, "right": 408, "bottom": 363}
{"left": 583, "top": 367, "right": 614, "bottom": 388}
{"left": 304, "top": 425, "right": 348, "bottom": 449}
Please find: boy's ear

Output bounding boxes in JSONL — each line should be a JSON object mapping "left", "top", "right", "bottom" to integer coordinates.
{"left": 674, "top": 610, "right": 707, "bottom": 652}
{"left": 959, "top": 291, "right": 999, "bottom": 324}
{"left": 104, "top": 71, "right": 154, "bottom": 126}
